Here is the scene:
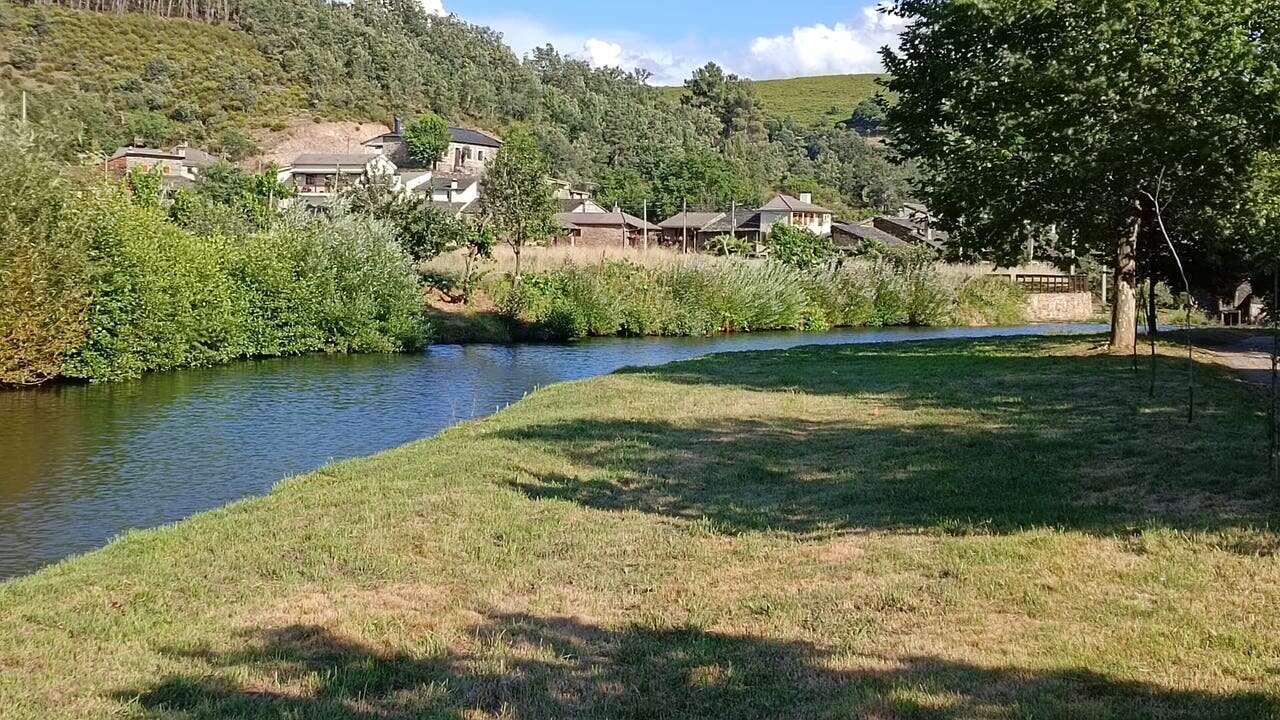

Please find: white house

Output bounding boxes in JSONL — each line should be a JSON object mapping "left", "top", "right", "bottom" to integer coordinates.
{"left": 277, "top": 153, "right": 398, "bottom": 207}
{"left": 758, "top": 193, "right": 834, "bottom": 236}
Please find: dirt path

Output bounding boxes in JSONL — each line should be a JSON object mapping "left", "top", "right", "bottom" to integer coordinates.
{"left": 1187, "top": 330, "right": 1279, "bottom": 387}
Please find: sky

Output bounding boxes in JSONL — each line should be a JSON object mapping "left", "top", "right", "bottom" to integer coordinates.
{"left": 421, "top": 0, "right": 904, "bottom": 86}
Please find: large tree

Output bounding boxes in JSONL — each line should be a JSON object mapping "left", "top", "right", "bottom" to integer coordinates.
{"left": 481, "top": 127, "right": 557, "bottom": 278}
{"left": 884, "top": 0, "right": 1280, "bottom": 351}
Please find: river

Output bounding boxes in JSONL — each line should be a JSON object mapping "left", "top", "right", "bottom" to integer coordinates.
{"left": 0, "top": 324, "right": 1105, "bottom": 580}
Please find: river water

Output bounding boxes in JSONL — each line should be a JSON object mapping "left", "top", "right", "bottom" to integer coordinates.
{"left": 0, "top": 324, "right": 1104, "bottom": 580}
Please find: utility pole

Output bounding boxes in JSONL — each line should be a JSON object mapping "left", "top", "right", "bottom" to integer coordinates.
{"left": 642, "top": 200, "right": 649, "bottom": 252}
{"left": 730, "top": 201, "right": 737, "bottom": 257}
{"left": 682, "top": 199, "right": 688, "bottom": 255}
{"left": 20, "top": 91, "right": 28, "bottom": 125}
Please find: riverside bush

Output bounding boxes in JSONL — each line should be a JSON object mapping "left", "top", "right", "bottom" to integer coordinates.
{"left": 955, "top": 276, "right": 1029, "bottom": 326}
{"left": 0, "top": 129, "right": 92, "bottom": 385}
{"left": 495, "top": 257, "right": 1031, "bottom": 341}
{"left": 62, "top": 201, "right": 430, "bottom": 382}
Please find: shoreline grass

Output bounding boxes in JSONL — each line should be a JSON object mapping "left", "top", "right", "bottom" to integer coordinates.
{"left": 2, "top": 336, "right": 1278, "bottom": 719}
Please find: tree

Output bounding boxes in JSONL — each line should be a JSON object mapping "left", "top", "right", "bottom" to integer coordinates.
{"left": 8, "top": 37, "right": 39, "bottom": 71}
{"left": 403, "top": 112, "right": 451, "bottom": 169}
{"left": 767, "top": 224, "right": 833, "bottom": 270}
{"left": 843, "top": 98, "right": 886, "bottom": 135}
{"left": 884, "top": 0, "right": 1280, "bottom": 352}
{"left": 481, "top": 126, "right": 557, "bottom": 278}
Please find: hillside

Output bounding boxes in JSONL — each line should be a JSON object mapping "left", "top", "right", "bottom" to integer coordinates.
{"left": 0, "top": 1, "right": 909, "bottom": 217}
{"left": 662, "top": 73, "right": 885, "bottom": 128}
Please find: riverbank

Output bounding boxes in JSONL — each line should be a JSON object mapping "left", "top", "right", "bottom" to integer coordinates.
{"left": 424, "top": 250, "right": 1034, "bottom": 344}
{"left": 2, "top": 336, "right": 1277, "bottom": 718}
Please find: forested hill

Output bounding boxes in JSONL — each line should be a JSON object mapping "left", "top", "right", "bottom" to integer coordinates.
{"left": 662, "top": 74, "right": 885, "bottom": 128}
{"left": 0, "top": 0, "right": 907, "bottom": 219}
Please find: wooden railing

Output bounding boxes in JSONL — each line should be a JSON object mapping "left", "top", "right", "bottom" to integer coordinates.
{"left": 1003, "top": 274, "right": 1090, "bottom": 294}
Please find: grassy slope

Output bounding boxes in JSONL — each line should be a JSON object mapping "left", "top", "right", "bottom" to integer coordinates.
{"left": 2, "top": 337, "right": 1279, "bottom": 719}
{"left": 0, "top": 4, "right": 305, "bottom": 149}
{"left": 660, "top": 73, "right": 884, "bottom": 127}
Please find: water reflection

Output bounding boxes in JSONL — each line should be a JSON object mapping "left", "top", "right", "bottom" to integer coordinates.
{"left": 0, "top": 325, "right": 1104, "bottom": 579}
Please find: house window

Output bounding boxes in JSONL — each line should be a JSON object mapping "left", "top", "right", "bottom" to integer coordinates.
{"left": 478, "top": 150, "right": 485, "bottom": 161}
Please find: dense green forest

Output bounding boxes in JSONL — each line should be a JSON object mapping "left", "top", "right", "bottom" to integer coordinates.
{"left": 0, "top": 0, "right": 906, "bottom": 218}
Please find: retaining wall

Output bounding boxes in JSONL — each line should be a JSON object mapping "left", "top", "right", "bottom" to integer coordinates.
{"left": 1026, "top": 292, "right": 1094, "bottom": 322}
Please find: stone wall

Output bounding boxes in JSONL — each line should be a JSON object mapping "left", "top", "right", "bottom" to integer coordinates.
{"left": 1025, "top": 292, "right": 1094, "bottom": 322}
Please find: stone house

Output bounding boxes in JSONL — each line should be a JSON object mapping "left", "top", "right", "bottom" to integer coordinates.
{"left": 106, "top": 144, "right": 216, "bottom": 190}
{"left": 363, "top": 119, "right": 502, "bottom": 174}
{"left": 555, "top": 199, "right": 659, "bottom": 247}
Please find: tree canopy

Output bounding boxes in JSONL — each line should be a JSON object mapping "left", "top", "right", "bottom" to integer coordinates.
{"left": 884, "top": 0, "right": 1280, "bottom": 348}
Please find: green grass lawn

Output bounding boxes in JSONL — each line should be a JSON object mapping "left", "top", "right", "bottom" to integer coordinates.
{"left": 2, "top": 336, "right": 1278, "bottom": 719}
{"left": 660, "top": 73, "right": 885, "bottom": 128}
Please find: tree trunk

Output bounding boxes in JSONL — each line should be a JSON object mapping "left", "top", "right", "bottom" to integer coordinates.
{"left": 1110, "top": 201, "right": 1140, "bottom": 353}
{"left": 512, "top": 241, "right": 523, "bottom": 281}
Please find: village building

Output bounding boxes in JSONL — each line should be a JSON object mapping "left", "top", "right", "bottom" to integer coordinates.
{"left": 757, "top": 193, "right": 834, "bottom": 236}
{"left": 554, "top": 198, "right": 659, "bottom": 247}
{"left": 832, "top": 220, "right": 920, "bottom": 252}
{"left": 657, "top": 211, "right": 727, "bottom": 251}
{"left": 362, "top": 119, "right": 502, "bottom": 174}
{"left": 278, "top": 153, "right": 398, "bottom": 207}
{"left": 655, "top": 193, "right": 835, "bottom": 252}
{"left": 106, "top": 144, "right": 218, "bottom": 190}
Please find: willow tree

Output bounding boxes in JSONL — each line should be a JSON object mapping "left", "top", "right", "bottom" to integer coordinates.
{"left": 884, "top": 0, "right": 1280, "bottom": 351}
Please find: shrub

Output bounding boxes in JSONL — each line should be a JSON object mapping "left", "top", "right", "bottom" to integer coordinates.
{"left": 59, "top": 198, "right": 428, "bottom": 382}
{"left": 0, "top": 129, "right": 91, "bottom": 385}
{"left": 63, "top": 192, "right": 252, "bottom": 381}
{"left": 956, "top": 276, "right": 1028, "bottom": 326}
{"left": 766, "top": 224, "right": 833, "bottom": 270}
{"left": 8, "top": 38, "right": 39, "bottom": 71}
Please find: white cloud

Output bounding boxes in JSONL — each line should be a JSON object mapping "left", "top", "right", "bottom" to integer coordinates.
{"left": 471, "top": 3, "right": 905, "bottom": 86}
{"left": 421, "top": 0, "right": 446, "bottom": 16}
{"left": 481, "top": 14, "right": 699, "bottom": 85}
{"left": 742, "top": 5, "right": 902, "bottom": 79}
{"left": 583, "top": 38, "right": 624, "bottom": 68}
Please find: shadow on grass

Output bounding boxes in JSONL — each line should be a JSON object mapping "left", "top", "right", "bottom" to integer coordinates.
{"left": 496, "top": 338, "right": 1277, "bottom": 542}
{"left": 121, "top": 613, "right": 1276, "bottom": 719}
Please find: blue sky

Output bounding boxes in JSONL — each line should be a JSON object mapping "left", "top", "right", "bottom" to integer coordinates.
{"left": 425, "top": 1, "right": 903, "bottom": 85}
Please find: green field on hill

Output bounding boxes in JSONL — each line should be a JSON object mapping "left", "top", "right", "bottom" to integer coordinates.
{"left": 662, "top": 73, "right": 885, "bottom": 127}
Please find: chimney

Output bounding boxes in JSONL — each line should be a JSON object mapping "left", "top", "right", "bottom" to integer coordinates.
{"left": 393, "top": 117, "right": 404, "bottom": 135}
{"left": 799, "top": 192, "right": 813, "bottom": 205}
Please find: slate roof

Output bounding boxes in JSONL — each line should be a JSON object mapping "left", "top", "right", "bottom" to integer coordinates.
{"left": 832, "top": 222, "right": 911, "bottom": 248}
{"left": 658, "top": 211, "right": 725, "bottom": 230}
{"left": 431, "top": 173, "right": 481, "bottom": 190}
{"left": 702, "top": 211, "right": 763, "bottom": 234}
{"left": 449, "top": 127, "right": 502, "bottom": 148}
{"left": 110, "top": 146, "right": 184, "bottom": 160}
{"left": 556, "top": 211, "right": 659, "bottom": 231}
{"left": 175, "top": 145, "right": 218, "bottom": 168}
{"left": 759, "top": 193, "right": 833, "bottom": 215}
{"left": 291, "top": 153, "right": 377, "bottom": 168}
{"left": 364, "top": 126, "right": 503, "bottom": 149}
